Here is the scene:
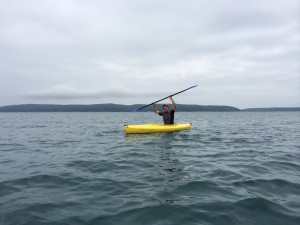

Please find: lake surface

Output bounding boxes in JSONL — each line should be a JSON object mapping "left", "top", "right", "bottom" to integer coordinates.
{"left": 0, "top": 112, "right": 300, "bottom": 225}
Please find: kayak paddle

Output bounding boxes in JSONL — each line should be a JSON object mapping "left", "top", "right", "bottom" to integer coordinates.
{"left": 134, "top": 85, "right": 198, "bottom": 112}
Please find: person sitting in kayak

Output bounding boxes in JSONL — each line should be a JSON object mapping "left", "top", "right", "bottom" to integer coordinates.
{"left": 153, "top": 96, "right": 176, "bottom": 124}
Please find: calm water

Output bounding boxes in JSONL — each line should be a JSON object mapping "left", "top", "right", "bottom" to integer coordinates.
{"left": 0, "top": 112, "right": 300, "bottom": 225}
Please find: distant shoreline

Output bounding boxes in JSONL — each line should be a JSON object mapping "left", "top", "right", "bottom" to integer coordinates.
{"left": 0, "top": 104, "right": 299, "bottom": 112}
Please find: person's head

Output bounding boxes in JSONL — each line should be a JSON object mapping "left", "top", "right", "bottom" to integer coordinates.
{"left": 163, "top": 104, "right": 169, "bottom": 112}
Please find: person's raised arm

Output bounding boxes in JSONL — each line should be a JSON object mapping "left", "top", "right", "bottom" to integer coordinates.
{"left": 169, "top": 96, "right": 176, "bottom": 111}
{"left": 153, "top": 102, "right": 159, "bottom": 114}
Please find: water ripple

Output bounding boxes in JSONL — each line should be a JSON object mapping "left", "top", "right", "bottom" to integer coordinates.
{"left": 0, "top": 112, "right": 299, "bottom": 225}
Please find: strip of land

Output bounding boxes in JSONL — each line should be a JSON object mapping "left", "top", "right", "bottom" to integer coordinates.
{"left": 0, "top": 104, "right": 299, "bottom": 112}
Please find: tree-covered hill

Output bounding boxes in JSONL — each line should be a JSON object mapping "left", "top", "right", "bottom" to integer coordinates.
{"left": 0, "top": 104, "right": 240, "bottom": 112}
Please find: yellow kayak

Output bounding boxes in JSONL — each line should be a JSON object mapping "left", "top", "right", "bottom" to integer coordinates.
{"left": 124, "top": 123, "right": 192, "bottom": 134}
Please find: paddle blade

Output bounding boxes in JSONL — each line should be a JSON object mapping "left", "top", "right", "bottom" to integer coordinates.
{"left": 134, "top": 85, "right": 198, "bottom": 112}
{"left": 133, "top": 103, "right": 153, "bottom": 112}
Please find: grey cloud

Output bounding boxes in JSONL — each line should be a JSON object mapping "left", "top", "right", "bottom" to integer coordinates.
{"left": 0, "top": 0, "right": 299, "bottom": 107}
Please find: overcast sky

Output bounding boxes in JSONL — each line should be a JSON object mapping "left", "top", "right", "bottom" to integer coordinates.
{"left": 0, "top": 0, "right": 299, "bottom": 108}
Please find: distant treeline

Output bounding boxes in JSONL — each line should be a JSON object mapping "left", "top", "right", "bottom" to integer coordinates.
{"left": 242, "top": 107, "right": 300, "bottom": 112}
{"left": 0, "top": 104, "right": 239, "bottom": 112}
{"left": 0, "top": 104, "right": 299, "bottom": 112}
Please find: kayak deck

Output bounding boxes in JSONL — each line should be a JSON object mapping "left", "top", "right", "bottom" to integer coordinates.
{"left": 124, "top": 123, "right": 192, "bottom": 134}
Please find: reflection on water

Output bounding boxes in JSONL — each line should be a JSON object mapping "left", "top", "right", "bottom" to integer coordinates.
{"left": 124, "top": 131, "right": 186, "bottom": 205}
{"left": 124, "top": 132, "right": 174, "bottom": 142}
{"left": 155, "top": 133, "right": 187, "bottom": 205}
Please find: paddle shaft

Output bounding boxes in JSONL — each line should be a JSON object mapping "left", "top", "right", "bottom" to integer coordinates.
{"left": 135, "top": 85, "right": 198, "bottom": 111}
